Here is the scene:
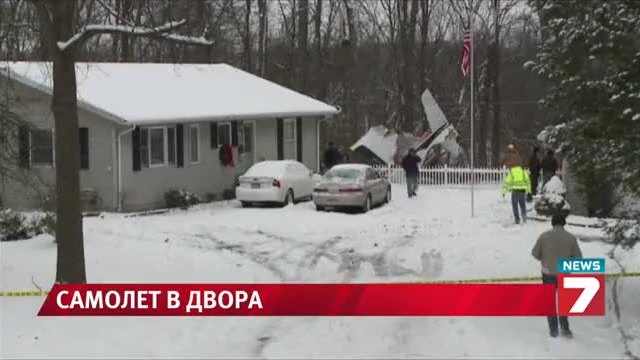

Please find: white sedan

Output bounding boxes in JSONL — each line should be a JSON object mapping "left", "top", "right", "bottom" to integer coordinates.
{"left": 235, "top": 160, "right": 315, "bottom": 207}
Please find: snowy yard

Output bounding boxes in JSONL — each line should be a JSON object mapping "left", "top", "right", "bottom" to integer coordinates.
{"left": 1, "top": 185, "right": 638, "bottom": 358}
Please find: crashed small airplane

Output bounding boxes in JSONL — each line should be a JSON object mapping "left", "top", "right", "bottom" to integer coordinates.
{"left": 351, "top": 89, "right": 467, "bottom": 167}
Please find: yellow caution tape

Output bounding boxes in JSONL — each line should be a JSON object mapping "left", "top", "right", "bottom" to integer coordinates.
{"left": 1, "top": 272, "right": 638, "bottom": 297}
{"left": 0, "top": 290, "right": 50, "bottom": 297}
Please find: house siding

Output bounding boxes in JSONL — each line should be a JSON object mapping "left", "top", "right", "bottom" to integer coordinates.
{"left": 0, "top": 77, "right": 117, "bottom": 211}
{"left": 118, "top": 117, "right": 319, "bottom": 211}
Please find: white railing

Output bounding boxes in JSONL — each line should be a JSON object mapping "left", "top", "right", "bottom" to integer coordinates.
{"left": 373, "top": 165, "right": 507, "bottom": 186}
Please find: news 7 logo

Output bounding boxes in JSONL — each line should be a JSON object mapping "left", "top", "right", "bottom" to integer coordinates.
{"left": 557, "top": 258, "right": 605, "bottom": 316}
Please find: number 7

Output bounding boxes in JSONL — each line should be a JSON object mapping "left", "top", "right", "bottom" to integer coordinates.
{"left": 563, "top": 277, "right": 600, "bottom": 313}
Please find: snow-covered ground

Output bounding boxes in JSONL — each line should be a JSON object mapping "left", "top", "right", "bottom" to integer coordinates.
{"left": 1, "top": 185, "right": 638, "bottom": 358}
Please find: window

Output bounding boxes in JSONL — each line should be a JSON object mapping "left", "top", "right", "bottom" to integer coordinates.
{"left": 190, "top": 124, "right": 200, "bottom": 163}
{"left": 238, "top": 122, "right": 253, "bottom": 154}
{"left": 148, "top": 127, "right": 166, "bottom": 167}
{"left": 31, "top": 129, "right": 53, "bottom": 166}
{"left": 283, "top": 119, "right": 296, "bottom": 160}
{"left": 218, "top": 122, "right": 231, "bottom": 146}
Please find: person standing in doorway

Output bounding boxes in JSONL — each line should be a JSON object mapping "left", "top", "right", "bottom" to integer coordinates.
{"left": 401, "top": 148, "right": 421, "bottom": 198}
{"left": 502, "top": 162, "right": 531, "bottom": 224}
{"left": 541, "top": 149, "right": 559, "bottom": 186}
{"left": 323, "top": 142, "right": 341, "bottom": 172}
{"left": 527, "top": 146, "right": 541, "bottom": 201}
{"left": 531, "top": 214, "right": 582, "bottom": 339}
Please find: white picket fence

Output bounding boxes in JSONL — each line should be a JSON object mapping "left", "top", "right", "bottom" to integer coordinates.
{"left": 373, "top": 165, "right": 508, "bottom": 187}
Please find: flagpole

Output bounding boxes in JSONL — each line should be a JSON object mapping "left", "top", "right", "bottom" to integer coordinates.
{"left": 469, "top": 16, "right": 475, "bottom": 218}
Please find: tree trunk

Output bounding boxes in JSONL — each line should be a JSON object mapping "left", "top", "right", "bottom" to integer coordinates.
{"left": 36, "top": 0, "right": 87, "bottom": 284}
{"left": 491, "top": 0, "right": 502, "bottom": 166}
{"left": 417, "top": 0, "right": 430, "bottom": 99}
{"left": 313, "top": 0, "right": 323, "bottom": 97}
{"left": 257, "top": 0, "right": 268, "bottom": 76}
{"left": 297, "top": 0, "right": 309, "bottom": 92}
{"left": 120, "top": 0, "right": 133, "bottom": 61}
{"left": 244, "top": 0, "right": 253, "bottom": 72}
{"left": 342, "top": 0, "right": 358, "bottom": 140}
{"left": 112, "top": 0, "right": 121, "bottom": 61}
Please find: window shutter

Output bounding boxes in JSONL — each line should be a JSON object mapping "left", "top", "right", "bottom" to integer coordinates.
{"left": 296, "top": 117, "right": 302, "bottom": 162}
{"left": 176, "top": 124, "right": 184, "bottom": 168}
{"left": 276, "top": 118, "right": 283, "bottom": 160}
{"left": 132, "top": 126, "right": 141, "bottom": 171}
{"left": 18, "top": 125, "right": 30, "bottom": 168}
{"left": 210, "top": 122, "right": 218, "bottom": 148}
{"left": 231, "top": 121, "right": 239, "bottom": 146}
{"left": 79, "top": 127, "right": 89, "bottom": 169}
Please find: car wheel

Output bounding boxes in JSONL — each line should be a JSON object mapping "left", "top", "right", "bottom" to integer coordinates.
{"left": 362, "top": 194, "right": 372, "bottom": 213}
{"left": 241, "top": 201, "right": 252, "bottom": 208}
{"left": 316, "top": 205, "right": 326, "bottom": 212}
{"left": 385, "top": 187, "right": 392, "bottom": 203}
{"left": 282, "top": 189, "right": 294, "bottom": 207}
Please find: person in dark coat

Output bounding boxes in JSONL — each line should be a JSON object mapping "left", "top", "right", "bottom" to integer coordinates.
{"left": 527, "top": 147, "right": 541, "bottom": 201}
{"left": 323, "top": 142, "right": 341, "bottom": 171}
{"left": 541, "top": 150, "right": 559, "bottom": 186}
{"left": 401, "top": 148, "right": 421, "bottom": 198}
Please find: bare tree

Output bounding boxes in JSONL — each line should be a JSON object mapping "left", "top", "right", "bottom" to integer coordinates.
{"left": 257, "top": 0, "right": 268, "bottom": 76}
{"left": 30, "top": 0, "right": 212, "bottom": 283}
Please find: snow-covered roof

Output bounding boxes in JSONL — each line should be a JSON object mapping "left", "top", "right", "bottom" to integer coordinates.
{"left": 0, "top": 62, "right": 339, "bottom": 125}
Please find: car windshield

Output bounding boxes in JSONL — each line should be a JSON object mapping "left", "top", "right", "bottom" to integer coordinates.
{"left": 324, "top": 168, "right": 363, "bottom": 180}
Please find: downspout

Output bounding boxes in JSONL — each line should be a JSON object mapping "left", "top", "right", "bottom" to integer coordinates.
{"left": 116, "top": 125, "right": 136, "bottom": 212}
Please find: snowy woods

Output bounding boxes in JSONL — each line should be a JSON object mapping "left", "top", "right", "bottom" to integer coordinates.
{"left": 1, "top": 0, "right": 547, "bottom": 167}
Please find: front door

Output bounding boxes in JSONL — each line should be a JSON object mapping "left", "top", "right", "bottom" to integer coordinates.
{"left": 238, "top": 121, "right": 256, "bottom": 171}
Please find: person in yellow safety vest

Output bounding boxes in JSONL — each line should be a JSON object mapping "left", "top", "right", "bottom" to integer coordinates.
{"left": 502, "top": 164, "right": 532, "bottom": 224}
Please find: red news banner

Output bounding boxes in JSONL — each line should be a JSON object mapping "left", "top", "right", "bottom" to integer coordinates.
{"left": 39, "top": 283, "right": 558, "bottom": 316}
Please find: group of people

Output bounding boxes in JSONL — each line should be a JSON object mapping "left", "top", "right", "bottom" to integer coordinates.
{"left": 502, "top": 144, "right": 561, "bottom": 224}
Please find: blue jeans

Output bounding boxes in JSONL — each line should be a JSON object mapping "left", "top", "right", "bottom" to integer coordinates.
{"left": 406, "top": 175, "right": 418, "bottom": 197}
{"left": 511, "top": 190, "right": 527, "bottom": 224}
{"left": 542, "top": 273, "right": 570, "bottom": 333}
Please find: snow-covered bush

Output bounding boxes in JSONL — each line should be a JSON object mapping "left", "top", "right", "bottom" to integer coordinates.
{"left": 535, "top": 176, "right": 571, "bottom": 218}
{"left": 164, "top": 189, "right": 201, "bottom": 209}
{"left": 0, "top": 209, "right": 55, "bottom": 241}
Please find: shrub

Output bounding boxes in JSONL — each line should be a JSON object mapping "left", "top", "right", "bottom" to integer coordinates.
{"left": 164, "top": 189, "right": 201, "bottom": 209}
{"left": 535, "top": 176, "right": 571, "bottom": 218}
{"left": 0, "top": 209, "right": 56, "bottom": 242}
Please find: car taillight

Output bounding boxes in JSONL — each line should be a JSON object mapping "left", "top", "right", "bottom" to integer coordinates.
{"left": 272, "top": 179, "right": 281, "bottom": 188}
{"left": 339, "top": 188, "right": 363, "bottom": 193}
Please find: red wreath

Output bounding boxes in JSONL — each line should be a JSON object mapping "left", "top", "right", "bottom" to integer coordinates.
{"left": 219, "top": 144, "right": 235, "bottom": 167}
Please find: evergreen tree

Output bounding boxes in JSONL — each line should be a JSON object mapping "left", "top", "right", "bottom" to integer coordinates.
{"left": 528, "top": 0, "right": 640, "bottom": 249}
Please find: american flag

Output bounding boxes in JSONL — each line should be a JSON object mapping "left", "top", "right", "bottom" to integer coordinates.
{"left": 460, "top": 31, "right": 471, "bottom": 77}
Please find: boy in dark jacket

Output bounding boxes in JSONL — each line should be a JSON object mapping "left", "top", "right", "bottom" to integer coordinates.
{"left": 401, "top": 149, "right": 421, "bottom": 198}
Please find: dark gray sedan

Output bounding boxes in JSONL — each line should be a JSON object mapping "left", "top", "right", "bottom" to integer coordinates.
{"left": 313, "top": 164, "right": 391, "bottom": 213}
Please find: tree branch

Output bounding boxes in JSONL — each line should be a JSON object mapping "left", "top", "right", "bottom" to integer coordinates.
{"left": 57, "top": 19, "right": 214, "bottom": 52}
